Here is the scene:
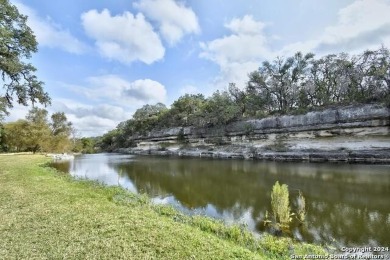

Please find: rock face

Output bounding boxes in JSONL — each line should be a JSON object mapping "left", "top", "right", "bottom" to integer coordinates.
{"left": 118, "top": 104, "right": 390, "bottom": 163}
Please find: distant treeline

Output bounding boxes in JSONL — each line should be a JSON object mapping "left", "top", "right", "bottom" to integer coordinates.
{"left": 0, "top": 107, "right": 97, "bottom": 154}
{"left": 98, "top": 47, "right": 389, "bottom": 151}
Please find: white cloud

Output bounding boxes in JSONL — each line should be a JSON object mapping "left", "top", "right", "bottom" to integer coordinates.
{"left": 201, "top": 1, "right": 390, "bottom": 90}
{"left": 279, "top": 40, "right": 318, "bottom": 57}
{"left": 82, "top": 75, "right": 135, "bottom": 103}
{"left": 225, "top": 15, "right": 266, "bottom": 35}
{"left": 66, "top": 114, "right": 118, "bottom": 137}
{"left": 50, "top": 75, "right": 168, "bottom": 136}
{"left": 200, "top": 15, "right": 271, "bottom": 66}
{"left": 4, "top": 103, "right": 30, "bottom": 123}
{"left": 51, "top": 99, "right": 133, "bottom": 136}
{"left": 82, "top": 75, "right": 167, "bottom": 105}
{"left": 213, "top": 61, "right": 260, "bottom": 91}
{"left": 5, "top": 75, "right": 165, "bottom": 137}
{"left": 200, "top": 15, "right": 272, "bottom": 89}
{"left": 134, "top": 0, "right": 200, "bottom": 45}
{"left": 4, "top": 100, "right": 129, "bottom": 137}
{"left": 81, "top": 9, "right": 165, "bottom": 64}
{"left": 15, "top": 2, "right": 87, "bottom": 54}
{"left": 318, "top": 0, "right": 390, "bottom": 52}
{"left": 124, "top": 79, "right": 167, "bottom": 103}
{"left": 282, "top": 0, "right": 390, "bottom": 55}
{"left": 52, "top": 99, "right": 131, "bottom": 121}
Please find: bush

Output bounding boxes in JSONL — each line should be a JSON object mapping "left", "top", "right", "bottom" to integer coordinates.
{"left": 271, "top": 181, "right": 292, "bottom": 229}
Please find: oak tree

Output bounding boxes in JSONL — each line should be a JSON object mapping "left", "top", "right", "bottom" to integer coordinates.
{"left": 0, "top": 0, "right": 50, "bottom": 117}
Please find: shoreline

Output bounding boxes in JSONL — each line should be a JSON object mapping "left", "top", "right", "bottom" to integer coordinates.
{"left": 113, "top": 104, "right": 390, "bottom": 164}
{"left": 0, "top": 154, "right": 328, "bottom": 259}
{"left": 116, "top": 146, "right": 390, "bottom": 164}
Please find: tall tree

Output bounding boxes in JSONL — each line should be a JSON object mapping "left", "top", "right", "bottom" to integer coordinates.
{"left": 0, "top": 0, "right": 50, "bottom": 117}
{"left": 25, "top": 107, "right": 51, "bottom": 152}
{"left": 202, "top": 91, "right": 241, "bottom": 126}
{"left": 246, "top": 70, "right": 273, "bottom": 116}
{"left": 2, "top": 109, "right": 75, "bottom": 153}
{"left": 170, "top": 94, "right": 206, "bottom": 126}
{"left": 132, "top": 103, "right": 167, "bottom": 121}
{"left": 350, "top": 47, "right": 390, "bottom": 103}
{"left": 50, "top": 112, "right": 73, "bottom": 152}
{"left": 3, "top": 119, "right": 30, "bottom": 152}
{"left": 51, "top": 112, "right": 72, "bottom": 136}
{"left": 228, "top": 83, "right": 247, "bottom": 117}
{"left": 26, "top": 107, "right": 48, "bottom": 124}
{"left": 248, "top": 52, "right": 314, "bottom": 114}
{"left": 307, "top": 53, "right": 350, "bottom": 106}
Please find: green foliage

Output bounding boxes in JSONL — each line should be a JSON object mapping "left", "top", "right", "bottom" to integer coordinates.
{"left": 2, "top": 108, "right": 74, "bottom": 153}
{"left": 96, "top": 129, "right": 120, "bottom": 152}
{"left": 229, "top": 83, "right": 248, "bottom": 116}
{"left": 48, "top": 112, "right": 74, "bottom": 152}
{"left": 259, "top": 234, "right": 293, "bottom": 257}
{"left": 264, "top": 182, "right": 308, "bottom": 239}
{"left": 202, "top": 90, "right": 241, "bottom": 126}
{"left": 248, "top": 47, "right": 389, "bottom": 115}
{"left": 170, "top": 94, "right": 206, "bottom": 126}
{"left": 25, "top": 108, "right": 51, "bottom": 152}
{"left": 0, "top": 155, "right": 327, "bottom": 259}
{"left": 26, "top": 107, "right": 48, "bottom": 124}
{"left": 73, "top": 137, "right": 97, "bottom": 154}
{"left": 0, "top": 0, "right": 50, "bottom": 116}
{"left": 271, "top": 181, "right": 292, "bottom": 229}
{"left": 133, "top": 103, "right": 167, "bottom": 121}
{"left": 96, "top": 47, "right": 390, "bottom": 151}
{"left": 0, "top": 122, "right": 6, "bottom": 151}
{"left": 0, "top": 98, "right": 6, "bottom": 121}
{"left": 51, "top": 112, "right": 72, "bottom": 136}
{"left": 4, "top": 119, "right": 32, "bottom": 152}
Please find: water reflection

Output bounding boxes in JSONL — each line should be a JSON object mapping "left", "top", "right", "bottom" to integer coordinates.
{"left": 52, "top": 154, "right": 390, "bottom": 247}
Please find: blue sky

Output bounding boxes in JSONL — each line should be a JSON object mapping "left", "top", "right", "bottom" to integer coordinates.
{"left": 5, "top": 0, "right": 390, "bottom": 136}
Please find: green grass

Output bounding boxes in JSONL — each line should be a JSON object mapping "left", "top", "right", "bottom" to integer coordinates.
{"left": 0, "top": 155, "right": 327, "bottom": 259}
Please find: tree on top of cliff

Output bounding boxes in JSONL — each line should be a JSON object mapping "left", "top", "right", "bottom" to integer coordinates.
{"left": 133, "top": 103, "right": 167, "bottom": 121}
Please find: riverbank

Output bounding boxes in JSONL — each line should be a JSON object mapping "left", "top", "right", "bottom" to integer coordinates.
{"left": 117, "top": 145, "right": 390, "bottom": 164}
{"left": 0, "top": 154, "right": 326, "bottom": 259}
{"left": 116, "top": 104, "right": 390, "bottom": 164}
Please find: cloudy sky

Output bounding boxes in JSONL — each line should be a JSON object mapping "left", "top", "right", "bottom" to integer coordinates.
{"left": 5, "top": 0, "right": 390, "bottom": 136}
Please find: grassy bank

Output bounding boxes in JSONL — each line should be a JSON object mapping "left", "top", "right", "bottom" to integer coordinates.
{"left": 0, "top": 155, "right": 326, "bottom": 259}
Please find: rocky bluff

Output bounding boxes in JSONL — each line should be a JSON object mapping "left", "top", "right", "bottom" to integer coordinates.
{"left": 118, "top": 104, "right": 390, "bottom": 163}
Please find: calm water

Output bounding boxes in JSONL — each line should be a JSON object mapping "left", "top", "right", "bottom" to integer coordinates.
{"left": 52, "top": 153, "right": 390, "bottom": 247}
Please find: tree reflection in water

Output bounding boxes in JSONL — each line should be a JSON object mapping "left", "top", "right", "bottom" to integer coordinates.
{"left": 52, "top": 154, "right": 390, "bottom": 247}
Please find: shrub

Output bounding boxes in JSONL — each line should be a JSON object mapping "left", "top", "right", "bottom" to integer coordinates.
{"left": 271, "top": 181, "right": 292, "bottom": 229}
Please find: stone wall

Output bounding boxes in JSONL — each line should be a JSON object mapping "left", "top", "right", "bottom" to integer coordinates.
{"left": 118, "top": 104, "right": 390, "bottom": 163}
{"left": 130, "top": 104, "right": 389, "bottom": 146}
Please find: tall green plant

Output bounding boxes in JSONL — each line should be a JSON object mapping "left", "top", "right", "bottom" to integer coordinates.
{"left": 271, "top": 181, "right": 292, "bottom": 229}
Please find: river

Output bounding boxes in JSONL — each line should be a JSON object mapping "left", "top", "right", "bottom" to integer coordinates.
{"left": 51, "top": 153, "right": 390, "bottom": 248}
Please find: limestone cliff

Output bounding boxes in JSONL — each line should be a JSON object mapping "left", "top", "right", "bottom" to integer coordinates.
{"left": 118, "top": 104, "right": 390, "bottom": 163}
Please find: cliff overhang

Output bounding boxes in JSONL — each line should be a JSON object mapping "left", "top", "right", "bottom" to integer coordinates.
{"left": 118, "top": 104, "right": 390, "bottom": 163}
